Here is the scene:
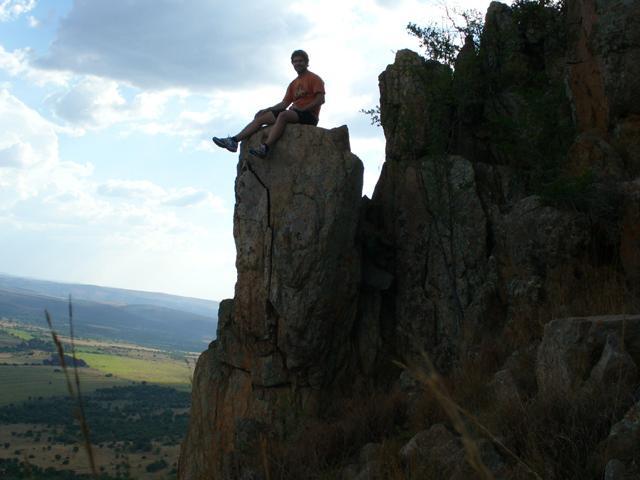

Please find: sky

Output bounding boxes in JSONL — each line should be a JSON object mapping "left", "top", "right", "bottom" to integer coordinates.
{"left": 0, "top": 0, "right": 492, "bottom": 301}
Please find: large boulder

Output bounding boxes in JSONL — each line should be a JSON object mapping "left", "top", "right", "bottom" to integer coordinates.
{"left": 536, "top": 315, "right": 640, "bottom": 398}
{"left": 399, "top": 423, "right": 506, "bottom": 479}
{"left": 599, "top": 400, "right": 640, "bottom": 478}
{"left": 179, "top": 124, "right": 363, "bottom": 479}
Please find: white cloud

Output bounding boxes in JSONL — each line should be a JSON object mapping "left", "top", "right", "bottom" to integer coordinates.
{"left": 97, "top": 179, "right": 166, "bottom": 199}
{"left": 97, "top": 180, "right": 227, "bottom": 213}
{"left": 0, "top": 0, "right": 36, "bottom": 22}
{"left": 45, "top": 76, "right": 178, "bottom": 130}
{"left": 0, "top": 88, "right": 227, "bottom": 257}
{"left": 48, "top": 76, "right": 125, "bottom": 126}
{"left": 0, "top": 88, "right": 58, "bottom": 169}
{"left": 163, "top": 189, "right": 225, "bottom": 211}
{"left": 37, "top": 0, "right": 310, "bottom": 90}
{"left": 0, "top": 44, "right": 70, "bottom": 86}
{"left": 0, "top": 141, "right": 37, "bottom": 168}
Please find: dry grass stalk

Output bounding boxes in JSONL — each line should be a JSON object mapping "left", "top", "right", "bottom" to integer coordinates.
{"left": 44, "top": 299, "right": 98, "bottom": 479}
{"left": 399, "top": 355, "right": 544, "bottom": 480}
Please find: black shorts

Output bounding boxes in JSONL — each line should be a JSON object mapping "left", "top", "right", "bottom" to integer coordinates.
{"left": 270, "top": 108, "right": 319, "bottom": 126}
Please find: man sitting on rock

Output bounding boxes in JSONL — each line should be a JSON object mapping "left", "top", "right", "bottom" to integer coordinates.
{"left": 212, "top": 49, "right": 325, "bottom": 159}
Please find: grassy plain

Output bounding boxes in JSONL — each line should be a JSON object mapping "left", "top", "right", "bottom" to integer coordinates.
{"left": 0, "top": 365, "right": 130, "bottom": 405}
{"left": 0, "top": 320, "right": 193, "bottom": 478}
{"left": 0, "top": 321, "right": 193, "bottom": 405}
{"left": 74, "top": 350, "right": 191, "bottom": 387}
{"left": 4, "top": 328, "right": 33, "bottom": 341}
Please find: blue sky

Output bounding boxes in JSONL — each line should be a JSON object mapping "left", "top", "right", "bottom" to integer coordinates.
{"left": 0, "top": 0, "right": 491, "bottom": 301}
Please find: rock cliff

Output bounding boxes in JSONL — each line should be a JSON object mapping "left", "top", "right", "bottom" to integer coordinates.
{"left": 179, "top": 125, "right": 364, "bottom": 479}
{"left": 180, "top": 0, "right": 640, "bottom": 478}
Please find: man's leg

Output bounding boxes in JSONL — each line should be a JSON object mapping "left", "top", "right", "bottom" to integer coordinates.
{"left": 213, "top": 110, "right": 277, "bottom": 152}
{"left": 234, "top": 111, "right": 277, "bottom": 141}
{"left": 249, "top": 110, "right": 301, "bottom": 158}
{"left": 264, "top": 110, "right": 299, "bottom": 147}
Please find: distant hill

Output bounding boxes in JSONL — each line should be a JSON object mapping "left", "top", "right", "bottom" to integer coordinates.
{"left": 0, "top": 274, "right": 219, "bottom": 352}
{"left": 0, "top": 273, "right": 218, "bottom": 318}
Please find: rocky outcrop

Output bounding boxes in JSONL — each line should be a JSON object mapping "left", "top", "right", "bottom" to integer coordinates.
{"left": 378, "top": 49, "right": 452, "bottom": 161}
{"left": 397, "top": 424, "right": 506, "bottom": 479}
{"left": 536, "top": 315, "right": 640, "bottom": 398}
{"left": 366, "top": 45, "right": 633, "bottom": 369}
{"left": 179, "top": 125, "right": 363, "bottom": 479}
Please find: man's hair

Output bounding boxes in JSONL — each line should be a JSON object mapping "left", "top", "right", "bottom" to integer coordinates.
{"left": 291, "top": 49, "right": 309, "bottom": 63}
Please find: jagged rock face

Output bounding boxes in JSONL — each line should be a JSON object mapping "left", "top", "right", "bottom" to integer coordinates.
{"left": 367, "top": 155, "right": 500, "bottom": 365}
{"left": 367, "top": 2, "right": 638, "bottom": 366}
{"left": 179, "top": 125, "right": 363, "bottom": 479}
{"left": 477, "top": 1, "right": 574, "bottom": 173}
{"left": 452, "top": 35, "right": 485, "bottom": 161}
{"left": 566, "top": 0, "right": 640, "bottom": 177}
{"left": 566, "top": 0, "right": 609, "bottom": 135}
{"left": 567, "top": 0, "right": 640, "bottom": 133}
{"left": 233, "top": 125, "right": 362, "bottom": 384}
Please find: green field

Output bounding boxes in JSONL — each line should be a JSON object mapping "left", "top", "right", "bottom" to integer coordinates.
{"left": 0, "top": 322, "right": 193, "bottom": 404}
{"left": 0, "top": 331, "right": 21, "bottom": 348}
{"left": 74, "top": 351, "right": 191, "bottom": 387}
{"left": 5, "top": 327, "right": 33, "bottom": 341}
{"left": 0, "top": 365, "right": 130, "bottom": 405}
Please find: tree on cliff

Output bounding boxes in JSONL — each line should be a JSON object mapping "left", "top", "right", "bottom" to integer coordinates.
{"left": 407, "top": 0, "right": 564, "bottom": 68}
{"left": 407, "top": 7, "right": 483, "bottom": 67}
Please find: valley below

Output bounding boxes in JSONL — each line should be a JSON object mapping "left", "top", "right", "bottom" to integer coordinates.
{"left": 0, "top": 277, "right": 212, "bottom": 480}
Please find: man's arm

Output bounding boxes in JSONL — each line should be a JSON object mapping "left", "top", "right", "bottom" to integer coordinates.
{"left": 290, "top": 93, "right": 325, "bottom": 112}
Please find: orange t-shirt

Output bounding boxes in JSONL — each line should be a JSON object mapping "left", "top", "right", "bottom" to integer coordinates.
{"left": 283, "top": 71, "right": 325, "bottom": 119}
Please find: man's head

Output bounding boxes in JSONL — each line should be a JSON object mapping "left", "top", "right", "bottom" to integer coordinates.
{"left": 291, "top": 49, "right": 309, "bottom": 75}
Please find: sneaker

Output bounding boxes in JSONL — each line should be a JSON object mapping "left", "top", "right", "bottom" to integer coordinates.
{"left": 249, "top": 143, "right": 269, "bottom": 159}
{"left": 212, "top": 136, "right": 238, "bottom": 153}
